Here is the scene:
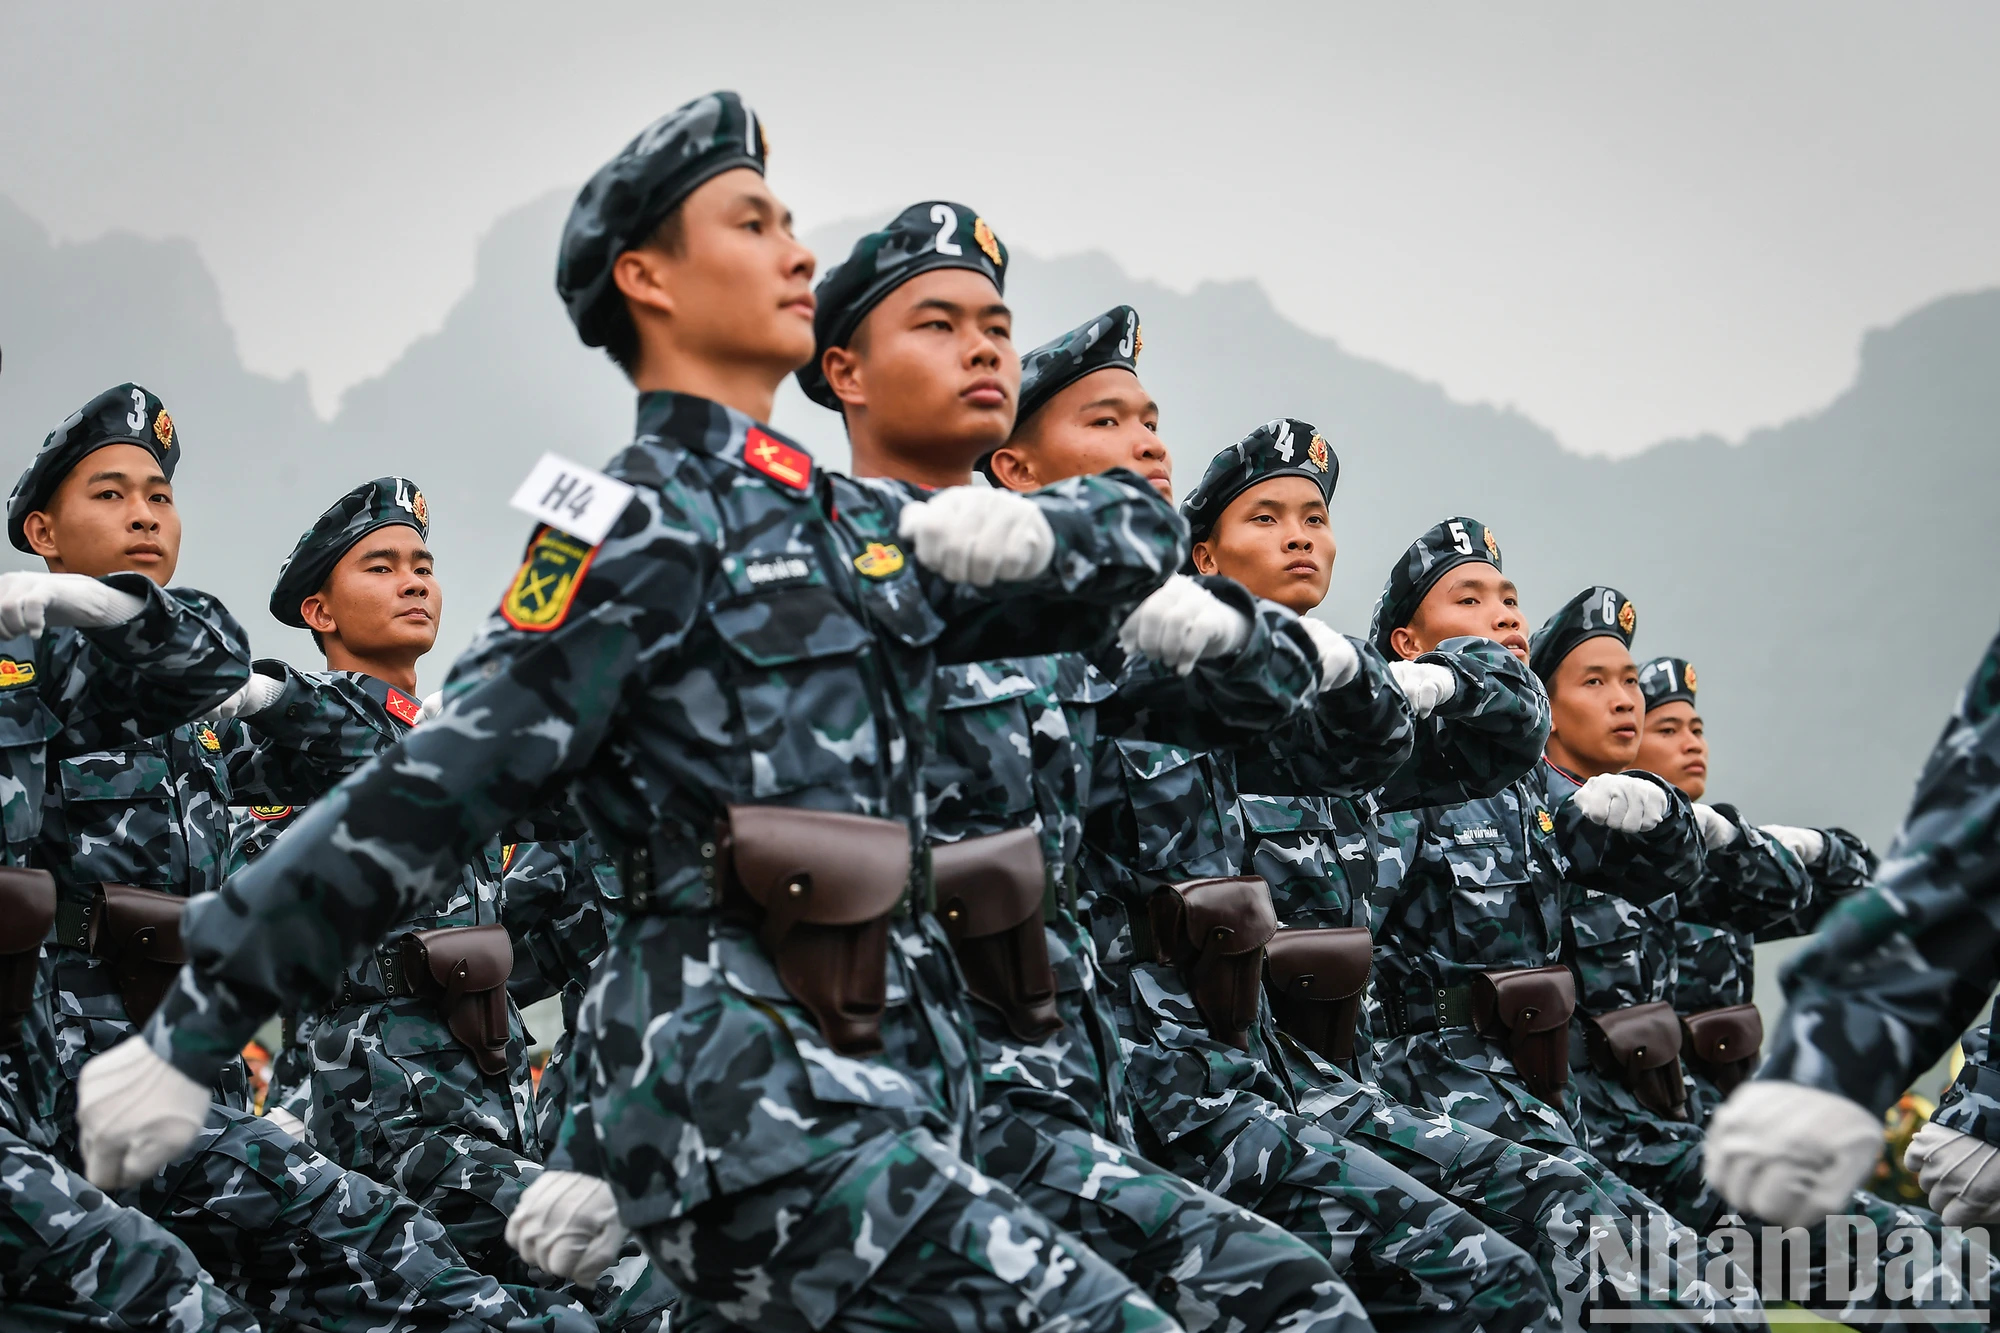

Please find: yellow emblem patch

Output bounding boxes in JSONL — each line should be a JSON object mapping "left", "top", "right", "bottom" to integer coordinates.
{"left": 0, "top": 658, "right": 34, "bottom": 689}
{"left": 1307, "top": 433, "right": 1331, "bottom": 473}
{"left": 1483, "top": 526, "right": 1500, "bottom": 560}
{"left": 1133, "top": 324, "right": 1143, "bottom": 357}
{"left": 973, "top": 217, "right": 1002, "bottom": 266}
{"left": 413, "top": 490, "right": 429, "bottom": 527}
{"left": 853, "top": 542, "right": 905, "bottom": 579}
{"left": 248, "top": 805, "right": 293, "bottom": 822}
{"left": 1617, "top": 600, "right": 1636, "bottom": 636}
{"left": 1683, "top": 663, "right": 1698, "bottom": 693}
{"left": 154, "top": 409, "right": 175, "bottom": 449}
{"left": 1536, "top": 809, "right": 1554, "bottom": 835}
{"left": 195, "top": 723, "right": 221, "bottom": 753}
{"left": 503, "top": 527, "right": 597, "bottom": 633}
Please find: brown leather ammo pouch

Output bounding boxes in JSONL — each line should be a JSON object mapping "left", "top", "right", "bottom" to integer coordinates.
{"left": 1585, "top": 1001, "right": 1688, "bottom": 1120}
{"left": 933, "top": 828, "right": 1061, "bottom": 1042}
{"left": 0, "top": 868, "right": 55, "bottom": 1046}
{"left": 1470, "top": 964, "right": 1576, "bottom": 1106}
{"left": 713, "top": 804, "right": 911, "bottom": 1057}
{"left": 1148, "top": 877, "right": 1279, "bottom": 1052}
{"left": 92, "top": 883, "right": 189, "bottom": 1027}
{"left": 1679, "top": 1003, "right": 1762, "bottom": 1097}
{"left": 1264, "top": 927, "right": 1373, "bottom": 1065}
{"left": 398, "top": 924, "right": 515, "bottom": 1077}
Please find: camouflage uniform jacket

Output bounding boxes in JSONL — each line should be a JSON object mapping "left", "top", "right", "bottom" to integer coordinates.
{"left": 1760, "top": 625, "right": 2000, "bottom": 1127}
{"left": 1078, "top": 630, "right": 1415, "bottom": 1148}
{"left": 1240, "top": 636, "right": 1552, "bottom": 1081}
{"left": 145, "top": 389, "right": 1185, "bottom": 1231}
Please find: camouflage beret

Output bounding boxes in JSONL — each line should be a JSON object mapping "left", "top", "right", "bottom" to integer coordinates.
{"left": 1529, "top": 585, "right": 1637, "bottom": 684}
{"left": 557, "top": 91, "right": 768, "bottom": 349}
{"left": 1179, "top": 418, "right": 1337, "bottom": 544}
{"left": 798, "top": 200, "right": 1008, "bottom": 409}
{"left": 1368, "top": 516, "right": 1504, "bottom": 656}
{"left": 9, "top": 383, "right": 180, "bottom": 553}
{"left": 1638, "top": 656, "right": 1697, "bottom": 712}
{"left": 270, "top": 477, "right": 430, "bottom": 629}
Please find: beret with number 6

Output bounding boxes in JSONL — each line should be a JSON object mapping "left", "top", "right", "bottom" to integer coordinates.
{"left": 1529, "top": 585, "right": 1637, "bottom": 685}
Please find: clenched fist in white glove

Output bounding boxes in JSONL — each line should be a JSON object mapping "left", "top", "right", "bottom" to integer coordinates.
{"left": 1117, "top": 575, "right": 1251, "bottom": 675}
{"left": 0, "top": 571, "right": 145, "bottom": 639}
{"left": 263, "top": 1105, "right": 308, "bottom": 1142}
{"left": 1691, "top": 803, "right": 1741, "bottom": 851}
{"left": 1297, "top": 617, "right": 1361, "bottom": 691}
{"left": 1905, "top": 1120, "right": 2000, "bottom": 1226}
{"left": 79, "top": 1036, "right": 213, "bottom": 1189}
{"left": 1705, "top": 1080, "right": 1885, "bottom": 1227}
{"left": 898, "top": 489, "right": 1055, "bottom": 585}
{"left": 206, "top": 673, "right": 284, "bottom": 722}
{"left": 507, "top": 1170, "right": 629, "bottom": 1286}
{"left": 1761, "top": 824, "right": 1827, "bottom": 867}
{"left": 1388, "top": 660, "right": 1456, "bottom": 718}
{"left": 1570, "top": 773, "right": 1670, "bottom": 834}
{"left": 416, "top": 691, "right": 445, "bottom": 725}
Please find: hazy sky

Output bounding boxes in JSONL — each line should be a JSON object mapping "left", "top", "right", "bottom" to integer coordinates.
{"left": 4, "top": 2, "right": 1996, "bottom": 456}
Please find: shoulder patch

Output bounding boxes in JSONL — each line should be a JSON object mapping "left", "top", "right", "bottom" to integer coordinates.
{"left": 743, "top": 428, "right": 812, "bottom": 491}
{"left": 509, "top": 451, "right": 636, "bottom": 546}
{"left": 0, "top": 658, "right": 35, "bottom": 689}
{"left": 383, "top": 688, "right": 420, "bottom": 726}
{"left": 502, "top": 526, "right": 597, "bottom": 633}
{"left": 248, "top": 805, "right": 294, "bottom": 822}
{"left": 852, "top": 542, "right": 905, "bottom": 579}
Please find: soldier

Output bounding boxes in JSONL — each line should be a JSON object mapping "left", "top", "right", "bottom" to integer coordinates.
{"left": 821, "top": 282, "right": 1369, "bottom": 1331}
{"left": 4, "top": 385, "right": 598, "bottom": 1332}
{"left": 1008, "top": 410, "right": 1563, "bottom": 1333}
{"left": 80, "top": 92, "right": 1198, "bottom": 1333}
{"left": 1205, "top": 506, "right": 1762, "bottom": 1325}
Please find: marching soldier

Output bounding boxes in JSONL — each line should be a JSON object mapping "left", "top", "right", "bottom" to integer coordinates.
{"left": 80, "top": 93, "right": 1198, "bottom": 1333}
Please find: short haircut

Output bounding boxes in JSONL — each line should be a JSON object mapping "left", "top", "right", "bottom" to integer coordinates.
{"left": 604, "top": 206, "right": 689, "bottom": 377}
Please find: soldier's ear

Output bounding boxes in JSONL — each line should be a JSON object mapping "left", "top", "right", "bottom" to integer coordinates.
{"left": 1388, "top": 625, "right": 1424, "bottom": 662}
{"left": 985, "top": 446, "right": 1039, "bottom": 493}
{"left": 612, "top": 247, "right": 678, "bottom": 323}
{"left": 821, "top": 344, "right": 865, "bottom": 410}
{"left": 1189, "top": 541, "right": 1220, "bottom": 576}
{"left": 20, "top": 510, "right": 61, "bottom": 564}
{"left": 298, "top": 593, "right": 339, "bottom": 638}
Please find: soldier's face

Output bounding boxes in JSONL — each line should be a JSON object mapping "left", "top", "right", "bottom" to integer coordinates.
{"left": 626, "top": 168, "right": 818, "bottom": 373}
{"left": 1394, "top": 564, "right": 1528, "bottom": 663}
{"left": 1636, "top": 701, "right": 1707, "bottom": 799}
{"left": 1190, "top": 476, "right": 1333, "bottom": 615}
{"left": 989, "top": 369, "right": 1168, "bottom": 498}
{"left": 22, "top": 443, "right": 181, "bottom": 585}
{"left": 299, "top": 525, "right": 440, "bottom": 662}
{"left": 1546, "top": 641, "right": 1644, "bottom": 777}
{"left": 832, "top": 268, "right": 1019, "bottom": 462}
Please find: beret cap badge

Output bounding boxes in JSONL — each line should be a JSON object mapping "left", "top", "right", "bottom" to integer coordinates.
{"left": 1307, "top": 434, "right": 1330, "bottom": 474}
{"left": 153, "top": 410, "right": 174, "bottom": 449}
{"left": 1618, "top": 600, "right": 1637, "bottom": 635}
{"left": 1484, "top": 527, "right": 1500, "bottom": 560}
{"left": 974, "top": 217, "right": 1003, "bottom": 266}
{"left": 1684, "top": 663, "right": 1698, "bottom": 692}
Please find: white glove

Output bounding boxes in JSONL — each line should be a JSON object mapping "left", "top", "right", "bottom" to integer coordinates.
{"left": 506, "top": 1170, "right": 630, "bottom": 1286}
{"left": 263, "top": 1105, "right": 308, "bottom": 1141}
{"left": 78, "top": 1036, "right": 213, "bottom": 1189}
{"left": 1691, "top": 803, "right": 1741, "bottom": 850}
{"left": 1387, "top": 660, "right": 1456, "bottom": 718}
{"left": 1704, "top": 1080, "right": 1884, "bottom": 1227}
{"left": 0, "top": 571, "right": 145, "bottom": 638}
{"left": 1116, "top": 575, "right": 1251, "bottom": 676}
{"left": 1906, "top": 1120, "right": 2000, "bottom": 1226}
{"left": 206, "top": 673, "right": 285, "bottom": 722}
{"left": 1761, "top": 824, "right": 1827, "bottom": 867}
{"left": 1297, "top": 617, "right": 1361, "bottom": 691}
{"left": 416, "top": 691, "right": 445, "bottom": 725}
{"left": 1570, "top": 773, "right": 1670, "bottom": 834}
{"left": 897, "top": 488, "right": 1055, "bottom": 585}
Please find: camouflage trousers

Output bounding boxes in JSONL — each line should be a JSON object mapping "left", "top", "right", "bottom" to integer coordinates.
{"left": 126, "top": 1103, "right": 600, "bottom": 1333}
{"left": 0, "top": 1126, "right": 260, "bottom": 1332}
{"left": 303, "top": 997, "right": 677, "bottom": 1331}
{"left": 1575, "top": 1065, "right": 2000, "bottom": 1327}
{"left": 1116, "top": 960, "right": 1554, "bottom": 1333}
{"left": 651, "top": 1125, "right": 1177, "bottom": 1333}
{"left": 980, "top": 1110, "right": 1371, "bottom": 1333}
{"left": 1374, "top": 1029, "right": 1583, "bottom": 1157}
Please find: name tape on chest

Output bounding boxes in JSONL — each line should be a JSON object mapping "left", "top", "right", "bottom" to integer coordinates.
{"left": 508, "top": 453, "right": 636, "bottom": 547}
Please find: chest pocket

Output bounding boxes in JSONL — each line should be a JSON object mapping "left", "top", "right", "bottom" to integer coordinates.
{"left": 1242, "top": 794, "right": 1364, "bottom": 929}
{"left": 0, "top": 702, "right": 54, "bottom": 848}
{"left": 1113, "top": 740, "right": 1232, "bottom": 878}
{"left": 713, "top": 585, "right": 877, "bottom": 799}
{"left": 1426, "top": 800, "right": 1543, "bottom": 963}
{"left": 926, "top": 664, "right": 1039, "bottom": 839}
{"left": 59, "top": 748, "right": 178, "bottom": 888}
{"left": 1568, "top": 888, "right": 1678, "bottom": 1012}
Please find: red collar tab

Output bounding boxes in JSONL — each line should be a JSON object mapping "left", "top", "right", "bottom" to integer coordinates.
{"left": 743, "top": 428, "right": 812, "bottom": 492}
{"left": 384, "top": 688, "right": 421, "bottom": 726}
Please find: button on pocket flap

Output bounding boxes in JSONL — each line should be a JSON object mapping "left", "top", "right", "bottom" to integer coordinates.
{"left": 1164, "top": 877, "right": 1278, "bottom": 959}
{"left": 935, "top": 662, "right": 1038, "bottom": 711}
{"left": 722, "top": 804, "right": 910, "bottom": 925}
{"left": 1472, "top": 965, "right": 1575, "bottom": 1035}
{"left": 933, "top": 828, "right": 1046, "bottom": 939}
{"left": 1265, "top": 926, "right": 1372, "bottom": 1001}
{"left": 1587, "top": 1000, "right": 1684, "bottom": 1073}
{"left": 1680, "top": 1003, "right": 1762, "bottom": 1064}
{"left": 713, "top": 586, "right": 871, "bottom": 667}
{"left": 59, "top": 749, "right": 171, "bottom": 802}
